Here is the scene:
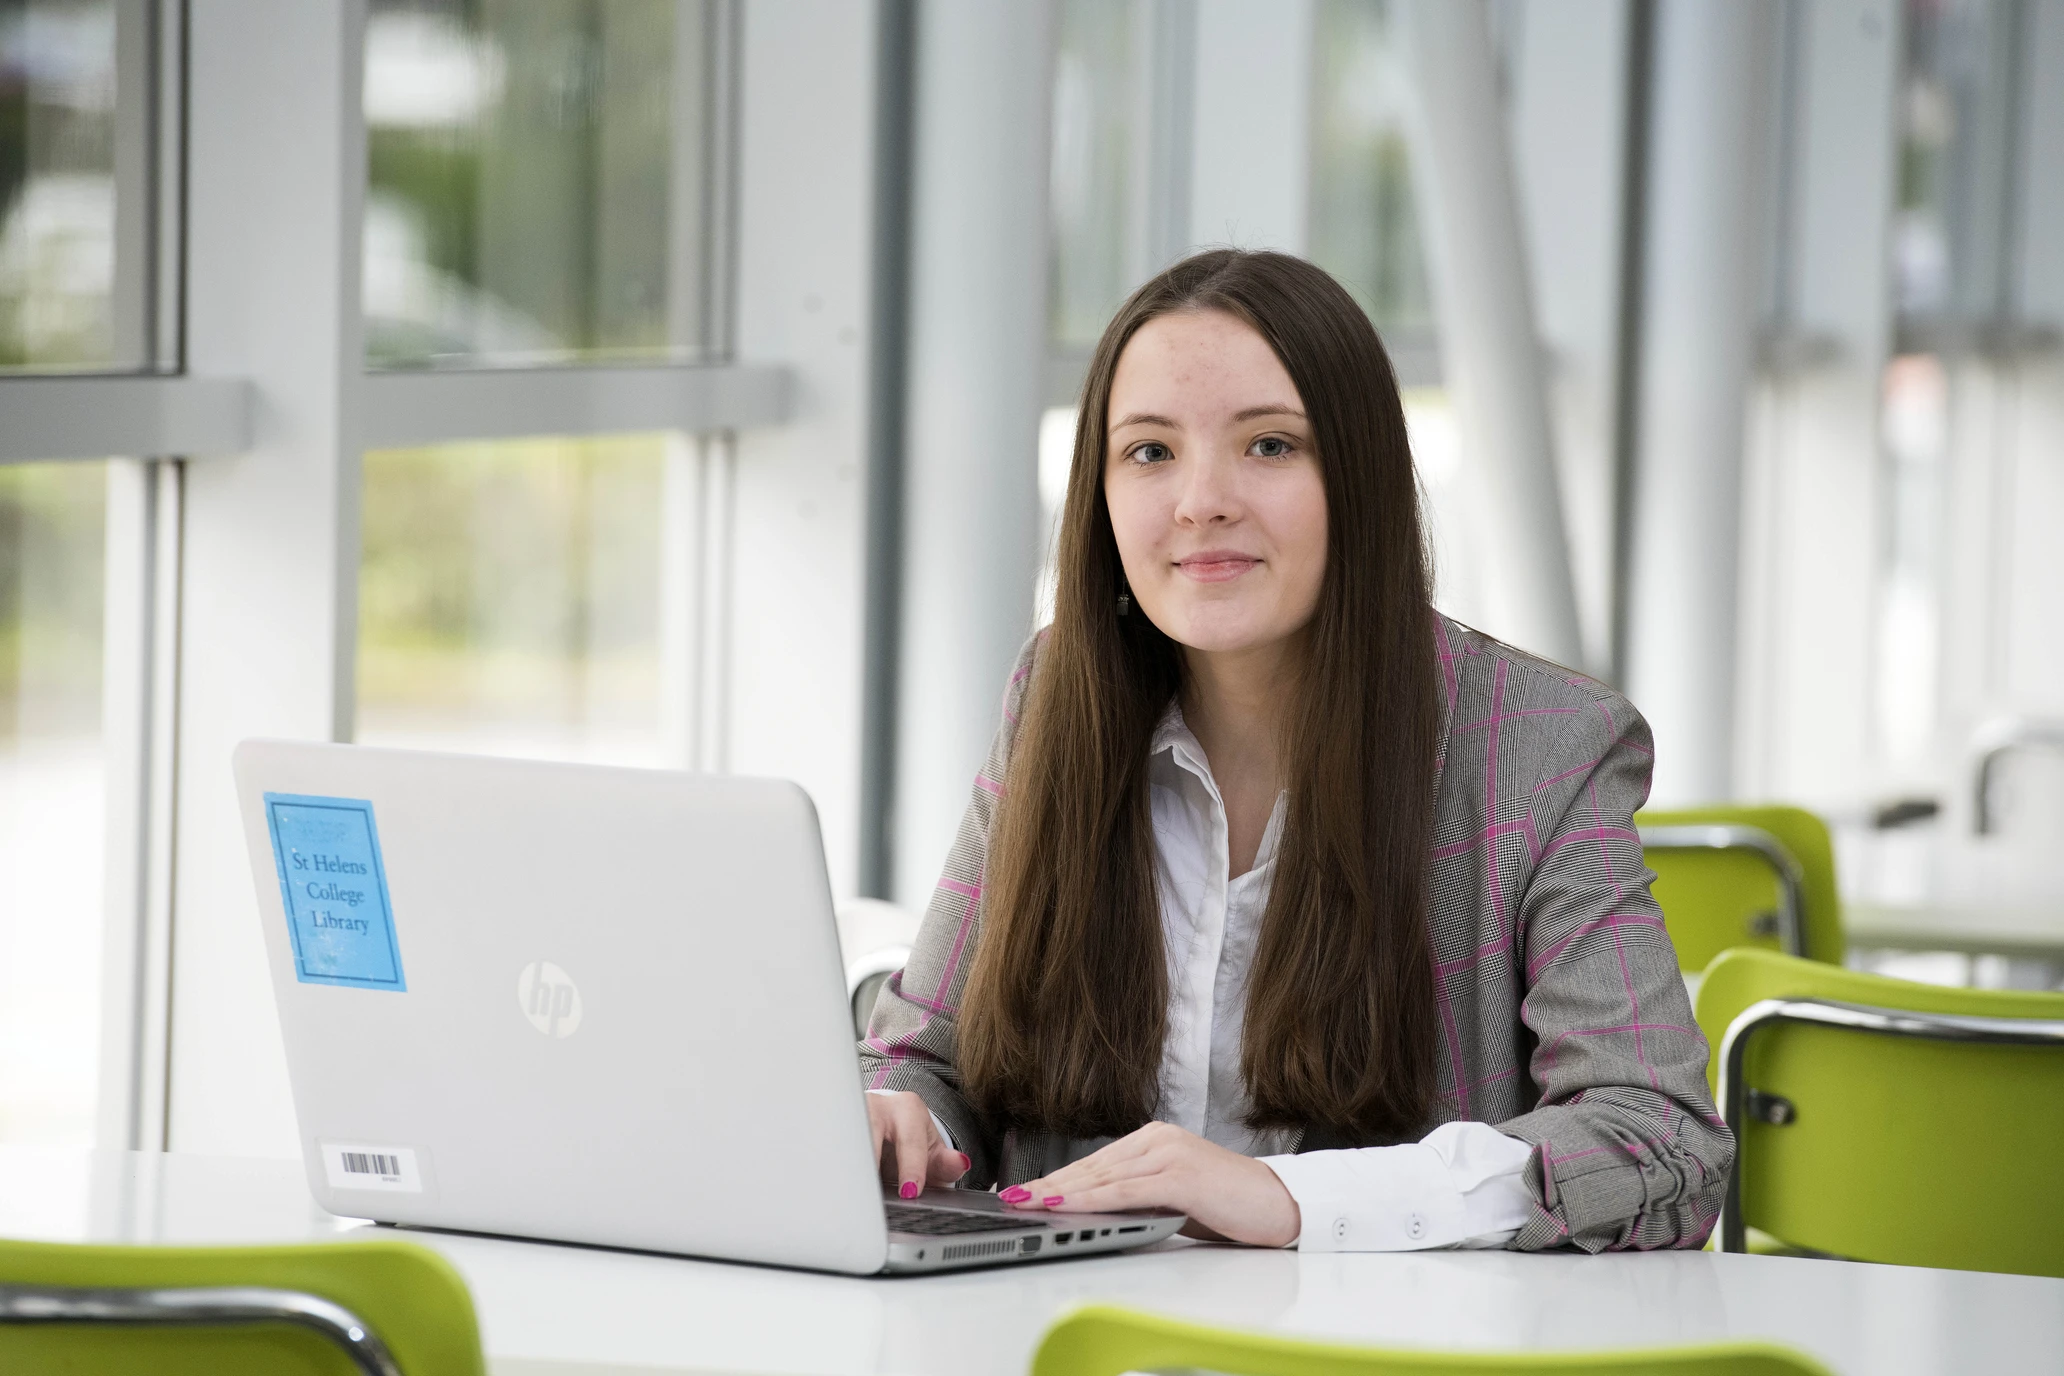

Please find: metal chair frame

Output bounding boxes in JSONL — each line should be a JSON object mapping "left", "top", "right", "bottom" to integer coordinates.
{"left": 1715, "top": 995, "right": 2064, "bottom": 1254}
{"left": 1639, "top": 824, "right": 1807, "bottom": 958}
{"left": 0, "top": 1282, "right": 402, "bottom": 1375}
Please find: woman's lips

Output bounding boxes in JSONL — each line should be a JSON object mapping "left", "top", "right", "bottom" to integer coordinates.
{"left": 1176, "top": 553, "right": 1260, "bottom": 583}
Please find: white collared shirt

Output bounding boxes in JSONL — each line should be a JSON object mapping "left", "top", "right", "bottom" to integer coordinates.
{"left": 1145, "top": 703, "right": 1533, "bottom": 1251}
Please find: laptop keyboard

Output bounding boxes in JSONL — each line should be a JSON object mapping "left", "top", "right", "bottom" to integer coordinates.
{"left": 885, "top": 1204, "right": 1038, "bottom": 1236}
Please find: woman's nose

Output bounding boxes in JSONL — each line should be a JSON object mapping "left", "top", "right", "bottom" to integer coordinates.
{"left": 1172, "top": 454, "right": 1240, "bottom": 527}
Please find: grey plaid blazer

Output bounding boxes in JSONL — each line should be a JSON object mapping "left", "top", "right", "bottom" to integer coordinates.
{"left": 860, "top": 615, "right": 1732, "bottom": 1252}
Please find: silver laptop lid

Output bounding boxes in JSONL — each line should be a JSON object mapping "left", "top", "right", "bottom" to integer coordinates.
{"left": 233, "top": 740, "right": 889, "bottom": 1274}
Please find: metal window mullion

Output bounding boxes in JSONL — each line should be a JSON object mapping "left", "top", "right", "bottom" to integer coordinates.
{"left": 95, "top": 458, "right": 184, "bottom": 1154}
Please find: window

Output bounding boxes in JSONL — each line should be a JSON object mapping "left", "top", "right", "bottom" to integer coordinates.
{"left": 356, "top": 0, "right": 726, "bottom": 768}
{"left": 1048, "top": 0, "right": 1149, "bottom": 356}
{"left": 364, "top": 0, "right": 722, "bottom": 369}
{"left": 0, "top": 459, "right": 106, "bottom": 1144}
{"left": 1306, "top": 0, "right": 1435, "bottom": 349}
{"left": 356, "top": 434, "right": 669, "bottom": 765}
{"left": 1, "top": 0, "right": 121, "bottom": 370}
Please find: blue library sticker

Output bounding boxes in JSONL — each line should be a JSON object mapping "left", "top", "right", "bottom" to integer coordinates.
{"left": 263, "top": 793, "right": 407, "bottom": 992}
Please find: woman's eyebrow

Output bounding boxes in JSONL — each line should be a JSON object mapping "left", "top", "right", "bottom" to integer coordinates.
{"left": 1110, "top": 411, "right": 1179, "bottom": 431}
{"left": 1230, "top": 404, "right": 1306, "bottom": 422}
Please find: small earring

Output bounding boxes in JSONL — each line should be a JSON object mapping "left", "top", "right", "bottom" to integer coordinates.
{"left": 1117, "top": 585, "right": 1131, "bottom": 617}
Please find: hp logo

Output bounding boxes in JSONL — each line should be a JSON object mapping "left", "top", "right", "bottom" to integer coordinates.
{"left": 516, "top": 962, "right": 582, "bottom": 1038}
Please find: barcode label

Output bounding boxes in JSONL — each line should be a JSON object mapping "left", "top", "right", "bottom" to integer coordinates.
{"left": 321, "top": 1142, "right": 423, "bottom": 1193}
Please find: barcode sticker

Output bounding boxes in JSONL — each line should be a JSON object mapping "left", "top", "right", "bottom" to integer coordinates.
{"left": 321, "top": 1142, "right": 423, "bottom": 1193}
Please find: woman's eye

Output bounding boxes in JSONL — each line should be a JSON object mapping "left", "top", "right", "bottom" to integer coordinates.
{"left": 1130, "top": 442, "right": 1172, "bottom": 464}
{"left": 1251, "top": 436, "right": 1294, "bottom": 459}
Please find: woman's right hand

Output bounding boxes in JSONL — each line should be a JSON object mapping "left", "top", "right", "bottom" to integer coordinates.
{"left": 868, "top": 1090, "right": 971, "bottom": 1199}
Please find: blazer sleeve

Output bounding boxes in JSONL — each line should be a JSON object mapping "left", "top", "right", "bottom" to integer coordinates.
{"left": 1494, "top": 692, "right": 1735, "bottom": 1252}
{"left": 855, "top": 634, "right": 1040, "bottom": 1186}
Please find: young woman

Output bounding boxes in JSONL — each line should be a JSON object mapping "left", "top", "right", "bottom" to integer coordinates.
{"left": 859, "top": 249, "right": 1730, "bottom": 1252}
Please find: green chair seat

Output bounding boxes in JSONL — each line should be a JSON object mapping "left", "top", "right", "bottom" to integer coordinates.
{"left": 1030, "top": 1304, "right": 1831, "bottom": 1375}
{"left": 1636, "top": 805, "right": 1843, "bottom": 970}
{"left": 1697, "top": 948, "right": 2064, "bottom": 1278}
{"left": 0, "top": 1235, "right": 486, "bottom": 1375}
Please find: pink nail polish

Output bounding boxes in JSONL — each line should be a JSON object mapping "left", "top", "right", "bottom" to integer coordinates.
{"left": 900, "top": 1180, "right": 919, "bottom": 1200}
{"left": 956, "top": 1152, "right": 972, "bottom": 1171}
{"left": 999, "top": 1185, "right": 1032, "bottom": 1204}
{"left": 1042, "top": 1195, "right": 1065, "bottom": 1206}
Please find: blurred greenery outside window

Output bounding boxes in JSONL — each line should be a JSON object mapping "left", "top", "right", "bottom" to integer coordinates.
{"left": 363, "top": 0, "right": 717, "bottom": 369}
{"left": 1307, "top": 0, "right": 1434, "bottom": 346}
{"left": 358, "top": 0, "right": 714, "bottom": 766}
{"left": 357, "top": 435, "right": 668, "bottom": 766}
{"left": 0, "top": 460, "right": 107, "bottom": 1146}
{"left": 1049, "top": 0, "right": 1147, "bottom": 356}
{"left": 0, "top": 0, "right": 121, "bottom": 371}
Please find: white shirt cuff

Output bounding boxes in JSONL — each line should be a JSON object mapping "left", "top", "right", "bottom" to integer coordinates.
{"left": 1261, "top": 1121, "right": 1534, "bottom": 1251}
{"left": 865, "top": 1088, "right": 956, "bottom": 1153}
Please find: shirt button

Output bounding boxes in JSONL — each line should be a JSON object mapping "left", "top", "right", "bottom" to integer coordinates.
{"left": 1332, "top": 1217, "right": 1350, "bottom": 1240}
{"left": 1406, "top": 1213, "right": 1427, "bottom": 1241}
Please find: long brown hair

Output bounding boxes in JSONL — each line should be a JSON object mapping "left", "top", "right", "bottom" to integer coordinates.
{"left": 959, "top": 250, "right": 1443, "bottom": 1145}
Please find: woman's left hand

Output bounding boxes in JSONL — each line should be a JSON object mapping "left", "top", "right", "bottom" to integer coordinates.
{"left": 999, "top": 1121, "right": 1301, "bottom": 1247}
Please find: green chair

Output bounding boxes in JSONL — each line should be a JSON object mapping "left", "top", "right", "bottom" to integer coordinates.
{"left": 1030, "top": 1305, "right": 1831, "bottom": 1376}
{"left": 1636, "top": 805, "right": 1843, "bottom": 971}
{"left": 1697, "top": 948, "right": 2064, "bottom": 1277}
{"left": 0, "top": 1235, "right": 486, "bottom": 1375}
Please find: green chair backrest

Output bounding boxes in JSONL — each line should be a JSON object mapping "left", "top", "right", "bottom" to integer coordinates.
{"left": 1636, "top": 805, "right": 1843, "bottom": 969}
{"left": 1030, "top": 1304, "right": 1832, "bottom": 1376}
{"left": 1697, "top": 949, "right": 2064, "bottom": 1278}
{"left": 0, "top": 1235, "right": 485, "bottom": 1376}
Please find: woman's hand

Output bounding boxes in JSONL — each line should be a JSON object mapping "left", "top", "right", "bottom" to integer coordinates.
{"left": 867, "top": 1090, "right": 971, "bottom": 1199}
{"left": 999, "top": 1121, "right": 1300, "bottom": 1247}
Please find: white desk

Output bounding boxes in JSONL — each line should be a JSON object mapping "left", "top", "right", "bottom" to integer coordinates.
{"left": 3, "top": 1147, "right": 2060, "bottom": 1375}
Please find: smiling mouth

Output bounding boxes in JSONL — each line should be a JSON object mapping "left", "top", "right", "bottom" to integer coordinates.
{"left": 1177, "top": 554, "right": 1260, "bottom": 583}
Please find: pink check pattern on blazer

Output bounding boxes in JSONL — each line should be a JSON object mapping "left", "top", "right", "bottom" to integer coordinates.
{"left": 860, "top": 615, "right": 1732, "bottom": 1252}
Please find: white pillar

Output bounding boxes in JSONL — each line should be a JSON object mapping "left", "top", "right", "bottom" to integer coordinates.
{"left": 1398, "top": 0, "right": 1584, "bottom": 671}
{"left": 171, "top": 0, "right": 366, "bottom": 1155}
{"left": 892, "top": 0, "right": 1054, "bottom": 908}
{"left": 1625, "top": 0, "right": 1779, "bottom": 805}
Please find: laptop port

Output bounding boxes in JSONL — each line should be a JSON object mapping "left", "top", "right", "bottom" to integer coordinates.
{"left": 1054, "top": 1232, "right": 1072, "bottom": 1243}
{"left": 1118, "top": 1225, "right": 1146, "bottom": 1234}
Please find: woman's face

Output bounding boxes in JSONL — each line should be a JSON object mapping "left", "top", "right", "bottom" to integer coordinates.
{"left": 1103, "top": 309, "right": 1328, "bottom": 657}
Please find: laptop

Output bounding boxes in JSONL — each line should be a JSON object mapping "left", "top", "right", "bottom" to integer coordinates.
{"left": 231, "top": 740, "right": 1184, "bottom": 1274}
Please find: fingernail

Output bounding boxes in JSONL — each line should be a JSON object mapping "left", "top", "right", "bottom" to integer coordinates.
{"left": 900, "top": 1180, "right": 919, "bottom": 1200}
{"left": 999, "top": 1185, "right": 1032, "bottom": 1204}
{"left": 1042, "top": 1195, "right": 1065, "bottom": 1206}
{"left": 956, "top": 1152, "right": 972, "bottom": 1172}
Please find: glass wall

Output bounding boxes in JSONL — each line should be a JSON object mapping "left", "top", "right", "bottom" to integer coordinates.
{"left": 357, "top": 2, "right": 717, "bottom": 767}
{"left": 356, "top": 435, "right": 667, "bottom": 765}
{"left": 0, "top": 0, "right": 122, "bottom": 371}
{"left": 1048, "top": 0, "right": 1148, "bottom": 355}
{"left": 1306, "top": 0, "right": 1434, "bottom": 347}
{"left": 363, "top": 0, "right": 718, "bottom": 369}
{"left": 0, "top": 460, "right": 106, "bottom": 1145}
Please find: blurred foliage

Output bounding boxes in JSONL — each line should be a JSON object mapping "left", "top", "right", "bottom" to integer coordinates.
{"left": 1, "top": 0, "right": 120, "bottom": 369}
{"left": 366, "top": 0, "right": 692, "bottom": 367}
{"left": 0, "top": 460, "right": 105, "bottom": 739}
{"left": 1308, "top": 0, "right": 1434, "bottom": 339}
{"left": 357, "top": 435, "right": 665, "bottom": 733}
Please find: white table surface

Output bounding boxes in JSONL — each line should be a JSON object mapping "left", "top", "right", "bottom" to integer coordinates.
{"left": 3, "top": 1147, "right": 2060, "bottom": 1376}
